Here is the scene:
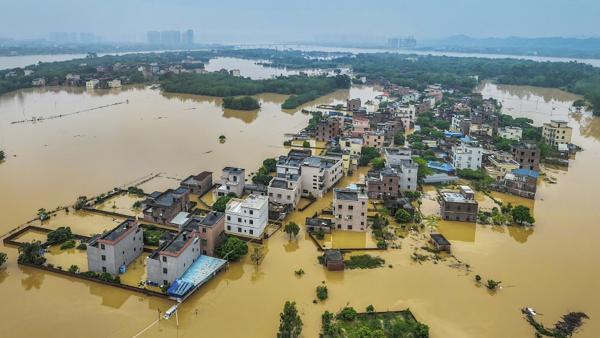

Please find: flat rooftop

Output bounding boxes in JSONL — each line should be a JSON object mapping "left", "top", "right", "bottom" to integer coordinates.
{"left": 269, "top": 178, "right": 290, "bottom": 189}
{"left": 199, "top": 211, "right": 224, "bottom": 226}
{"left": 161, "top": 230, "right": 195, "bottom": 256}
{"left": 302, "top": 156, "right": 339, "bottom": 169}
{"left": 153, "top": 187, "right": 189, "bottom": 207}
{"left": 440, "top": 191, "right": 477, "bottom": 204}
{"left": 182, "top": 171, "right": 212, "bottom": 185}
{"left": 223, "top": 167, "right": 244, "bottom": 174}
{"left": 226, "top": 194, "right": 268, "bottom": 213}
{"left": 334, "top": 188, "right": 367, "bottom": 201}
{"left": 100, "top": 219, "right": 137, "bottom": 242}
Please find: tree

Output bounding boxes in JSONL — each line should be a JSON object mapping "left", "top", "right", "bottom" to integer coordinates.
{"left": 371, "top": 158, "right": 386, "bottom": 170}
{"left": 511, "top": 205, "right": 535, "bottom": 224}
{"left": 215, "top": 236, "right": 248, "bottom": 261}
{"left": 394, "top": 209, "right": 412, "bottom": 223}
{"left": 394, "top": 132, "right": 405, "bottom": 146}
{"left": 0, "top": 150, "right": 4, "bottom": 161}
{"left": 316, "top": 285, "right": 328, "bottom": 301}
{"left": 336, "top": 307, "right": 358, "bottom": 321}
{"left": 359, "top": 147, "right": 380, "bottom": 166}
{"left": 47, "top": 226, "right": 73, "bottom": 245}
{"left": 366, "top": 305, "right": 375, "bottom": 313}
{"left": 18, "top": 241, "right": 46, "bottom": 265}
{"left": 222, "top": 96, "right": 260, "bottom": 110}
{"left": 302, "top": 140, "right": 310, "bottom": 148}
{"left": 486, "top": 279, "right": 502, "bottom": 290}
{"left": 278, "top": 301, "right": 303, "bottom": 338}
{"left": 250, "top": 246, "right": 264, "bottom": 265}
{"left": 0, "top": 252, "right": 7, "bottom": 267}
{"left": 73, "top": 196, "right": 87, "bottom": 210}
{"left": 68, "top": 265, "right": 79, "bottom": 273}
{"left": 212, "top": 193, "right": 236, "bottom": 212}
{"left": 262, "top": 158, "right": 277, "bottom": 172}
{"left": 284, "top": 222, "right": 300, "bottom": 240}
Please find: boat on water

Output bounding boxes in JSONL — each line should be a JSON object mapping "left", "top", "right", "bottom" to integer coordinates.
{"left": 522, "top": 307, "right": 538, "bottom": 316}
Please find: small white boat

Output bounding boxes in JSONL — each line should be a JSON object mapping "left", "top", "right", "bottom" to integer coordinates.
{"left": 522, "top": 307, "right": 537, "bottom": 316}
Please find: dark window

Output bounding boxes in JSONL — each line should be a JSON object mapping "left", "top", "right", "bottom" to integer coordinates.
{"left": 163, "top": 268, "right": 167, "bottom": 274}
{"left": 102, "top": 267, "right": 106, "bottom": 273}
{"left": 162, "top": 256, "right": 167, "bottom": 262}
{"left": 100, "top": 244, "right": 105, "bottom": 250}
{"left": 249, "top": 229, "right": 254, "bottom": 235}
{"left": 101, "top": 255, "right": 106, "bottom": 261}
{"left": 202, "top": 228, "right": 206, "bottom": 233}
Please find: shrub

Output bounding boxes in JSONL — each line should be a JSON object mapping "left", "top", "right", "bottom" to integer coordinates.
{"left": 316, "top": 285, "right": 328, "bottom": 301}
{"left": 302, "top": 140, "right": 310, "bottom": 148}
{"left": 336, "top": 307, "right": 357, "bottom": 321}
{"left": 68, "top": 265, "right": 79, "bottom": 273}
{"left": 395, "top": 209, "right": 412, "bottom": 223}
{"left": 47, "top": 226, "right": 73, "bottom": 245}
{"left": 0, "top": 252, "right": 7, "bottom": 267}
{"left": 76, "top": 242, "right": 87, "bottom": 250}
{"left": 344, "top": 254, "right": 385, "bottom": 269}
{"left": 73, "top": 196, "right": 87, "bottom": 210}
{"left": 366, "top": 305, "right": 375, "bottom": 313}
{"left": 18, "top": 241, "right": 46, "bottom": 265}
{"left": 60, "top": 239, "right": 76, "bottom": 250}
{"left": 212, "top": 193, "right": 237, "bottom": 212}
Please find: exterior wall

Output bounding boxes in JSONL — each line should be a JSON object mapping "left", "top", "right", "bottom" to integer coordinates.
{"left": 452, "top": 145, "right": 483, "bottom": 170}
{"left": 199, "top": 218, "right": 224, "bottom": 256}
{"left": 542, "top": 121, "right": 572, "bottom": 147}
{"left": 367, "top": 174, "right": 399, "bottom": 199}
{"left": 363, "top": 132, "right": 385, "bottom": 148}
{"left": 146, "top": 234, "right": 201, "bottom": 285}
{"left": 498, "top": 127, "right": 523, "bottom": 141}
{"left": 216, "top": 169, "right": 245, "bottom": 197}
{"left": 511, "top": 144, "right": 540, "bottom": 171}
{"left": 316, "top": 118, "right": 342, "bottom": 142}
{"left": 87, "top": 226, "right": 144, "bottom": 275}
{"left": 299, "top": 159, "right": 344, "bottom": 198}
{"left": 182, "top": 173, "right": 212, "bottom": 196}
{"left": 505, "top": 175, "right": 537, "bottom": 199}
{"left": 340, "top": 138, "right": 363, "bottom": 156}
{"left": 143, "top": 191, "right": 189, "bottom": 225}
{"left": 440, "top": 201, "right": 478, "bottom": 222}
{"left": 333, "top": 192, "right": 368, "bottom": 232}
{"left": 398, "top": 162, "right": 418, "bottom": 191}
{"left": 268, "top": 183, "right": 300, "bottom": 208}
{"left": 224, "top": 196, "right": 269, "bottom": 239}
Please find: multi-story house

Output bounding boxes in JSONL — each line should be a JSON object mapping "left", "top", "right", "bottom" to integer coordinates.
{"left": 511, "top": 142, "right": 540, "bottom": 171}
{"left": 180, "top": 171, "right": 213, "bottom": 196}
{"left": 87, "top": 219, "right": 144, "bottom": 275}
{"left": 215, "top": 167, "right": 245, "bottom": 198}
{"left": 340, "top": 137, "right": 363, "bottom": 156}
{"left": 300, "top": 156, "right": 344, "bottom": 198}
{"left": 498, "top": 126, "right": 523, "bottom": 141}
{"left": 542, "top": 120, "right": 572, "bottom": 147}
{"left": 347, "top": 98, "right": 362, "bottom": 111}
{"left": 333, "top": 186, "right": 368, "bottom": 231}
{"left": 484, "top": 152, "right": 520, "bottom": 180}
{"left": 439, "top": 185, "right": 478, "bottom": 222}
{"left": 383, "top": 147, "right": 418, "bottom": 191}
{"left": 182, "top": 211, "right": 225, "bottom": 256}
{"left": 366, "top": 168, "right": 399, "bottom": 199}
{"left": 315, "top": 117, "right": 343, "bottom": 142}
{"left": 503, "top": 169, "right": 538, "bottom": 199}
{"left": 451, "top": 141, "right": 483, "bottom": 170}
{"left": 363, "top": 130, "right": 385, "bottom": 148}
{"left": 143, "top": 187, "right": 190, "bottom": 225}
{"left": 146, "top": 228, "right": 201, "bottom": 286}
{"left": 224, "top": 194, "right": 269, "bottom": 239}
{"left": 268, "top": 177, "right": 301, "bottom": 209}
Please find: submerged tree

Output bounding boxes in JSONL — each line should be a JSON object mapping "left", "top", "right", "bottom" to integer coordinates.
{"left": 18, "top": 241, "right": 46, "bottom": 265}
{"left": 284, "top": 222, "right": 300, "bottom": 240}
{"left": 278, "top": 301, "right": 303, "bottom": 338}
{"left": 0, "top": 252, "right": 7, "bottom": 267}
{"left": 250, "top": 246, "right": 264, "bottom": 265}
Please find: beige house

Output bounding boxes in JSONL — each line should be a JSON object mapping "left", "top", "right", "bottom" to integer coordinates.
{"left": 333, "top": 186, "right": 368, "bottom": 232}
{"left": 542, "top": 120, "right": 572, "bottom": 147}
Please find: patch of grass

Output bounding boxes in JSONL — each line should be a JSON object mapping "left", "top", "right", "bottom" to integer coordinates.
{"left": 344, "top": 254, "right": 385, "bottom": 269}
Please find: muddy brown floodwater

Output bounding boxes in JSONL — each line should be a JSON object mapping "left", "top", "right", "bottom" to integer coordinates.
{"left": 0, "top": 78, "right": 598, "bottom": 337}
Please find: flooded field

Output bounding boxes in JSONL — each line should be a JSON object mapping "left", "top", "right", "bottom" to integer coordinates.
{"left": 0, "top": 78, "right": 599, "bottom": 337}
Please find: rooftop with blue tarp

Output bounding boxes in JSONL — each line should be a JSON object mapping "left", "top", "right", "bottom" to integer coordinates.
{"left": 512, "top": 169, "right": 539, "bottom": 178}
{"left": 167, "top": 255, "right": 227, "bottom": 299}
{"left": 427, "top": 161, "right": 455, "bottom": 173}
{"left": 444, "top": 130, "right": 463, "bottom": 138}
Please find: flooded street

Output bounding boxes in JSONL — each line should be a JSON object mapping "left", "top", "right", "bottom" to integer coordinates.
{"left": 0, "top": 78, "right": 599, "bottom": 337}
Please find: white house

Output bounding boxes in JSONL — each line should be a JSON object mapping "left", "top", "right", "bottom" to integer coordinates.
{"left": 215, "top": 167, "right": 245, "bottom": 198}
{"left": 333, "top": 186, "right": 368, "bottom": 232}
{"left": 87, "top": 219, "right": 143, "bottom": 275}
{"left": 498, "top": 126, "right": 523, "bottom": 141}
{"left": 268, "top": 176, "right": 301, "bottom": 209}
{"left": 452, "top": 142, "right": 483, "bottom": 170}
{"left": 86, "top": 79, "right": 99, "bottom": 89}
{"left": 225, "top": 194, "right": 269, "bottom": 239}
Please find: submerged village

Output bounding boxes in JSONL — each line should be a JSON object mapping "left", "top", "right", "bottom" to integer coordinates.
{"left": 0, "top": 50, "right": 593, "bottom": 337}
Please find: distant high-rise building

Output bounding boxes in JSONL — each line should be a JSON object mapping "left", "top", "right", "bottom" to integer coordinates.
{"left": 182, "top": 29, "right": 194, "bottom": 45}
{"left": 78, "top": 32, "right": 96, "bottom": 44}
{"left": 160, "top": 30, "right": 181, "bottom": 45}
{"left": 147, "top": 31, "right": 161, "bottom": 44}
{"left": 387, "top": 36, "right": 417, "bottom": 49}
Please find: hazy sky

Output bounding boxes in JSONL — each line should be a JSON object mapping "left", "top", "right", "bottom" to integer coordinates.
{"left": 1, "top": 0, "right": 598, "bottom": 43}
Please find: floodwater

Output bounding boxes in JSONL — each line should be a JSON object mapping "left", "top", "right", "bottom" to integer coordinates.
{"left": 204, "top": 57, "right": 343, "bottom": 80}
{"left": 0, "top": 78, "right": 599, "bottom": 337}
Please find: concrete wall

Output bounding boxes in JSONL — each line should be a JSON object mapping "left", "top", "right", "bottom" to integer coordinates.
{"left": 87, "top": 227, "right": 144, "bottom": 275}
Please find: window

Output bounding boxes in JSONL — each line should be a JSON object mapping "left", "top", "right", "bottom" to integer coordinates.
{"left": 249, "top": 210, "right": 253, "bottom": 215}
{"left": 100, "top": 244, "right": 105, "bottom": 250}
{"left": 227, "top": 216, "right": 231, "bottom": 221}
{"left": 249, "top": 220, "right": 254, "bottom": 225}
{"left": 227, "top": 225, "right": 231, "bottom": 230}
{"left": 238, "top": 227, "right": 242, "bottom": 233}
{"left": 101, "top": 255, "right": 106, "bottom": 261}
{"left": 249, "top": 229, "right": 254, "bottom": 235}
{"left": 238, "top": 217, "right": 242, "bottom": 222}
{"left": 162, "top": 256, "right": 167, "bottom": 262}
{"left": 102, "top": 267, "right": 106, "bottom": 273}
{"left": 163, "top": 268, "right": 168, "bottom": 274}
{"left": 202, "top": 227, "right": 206, "bottom": 233}
{"left": 348, "top": 205, "right": 354, "bottom": 210}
